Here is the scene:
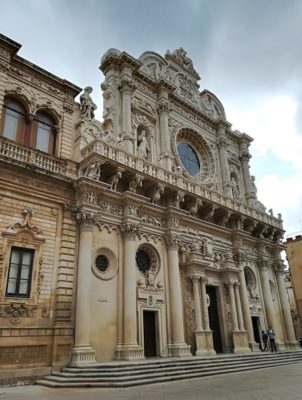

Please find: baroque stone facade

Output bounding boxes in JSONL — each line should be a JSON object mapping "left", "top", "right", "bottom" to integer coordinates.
{"left": 0, "top": 34, "right": 298, "bottom": 381}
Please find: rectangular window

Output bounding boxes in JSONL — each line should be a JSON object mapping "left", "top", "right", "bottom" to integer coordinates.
{"left": 6, "top": 247, "right": 34, "bottom": 298}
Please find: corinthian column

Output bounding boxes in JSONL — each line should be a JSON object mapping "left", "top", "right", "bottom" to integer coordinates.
{"left": 275, "top": 263, "right": 298, "bottom": 348}
{"left": 115, "top": 223, "right": 143, "bottom": 360}
{"left": 71, "top": 212, "right": 96, "bottom": 365}
{"left": 217, "top": 124, "right": 231, "bottom": 197}
{"left": 166, "top": 235, "right": 191, "bottom": 357}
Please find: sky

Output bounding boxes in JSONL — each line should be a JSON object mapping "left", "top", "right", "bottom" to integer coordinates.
{"left": 1, "top": 0, "right": 302, "bottom": 237}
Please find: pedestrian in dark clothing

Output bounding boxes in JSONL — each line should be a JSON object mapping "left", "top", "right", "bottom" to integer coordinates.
{"left": 261, "top": 330, "right": 268, "bottom": 351}
{"left": 267, "top": 328, "right": 277, "bottom": 352}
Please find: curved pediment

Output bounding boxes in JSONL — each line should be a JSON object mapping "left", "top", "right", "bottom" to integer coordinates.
{"left": 200, "top": 90, "right": 226, "bottom": 120}
{"left": 139, "top": 51, "right": 168, "bottom": 80}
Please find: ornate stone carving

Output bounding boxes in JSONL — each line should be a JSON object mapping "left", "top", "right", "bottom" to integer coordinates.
{"left": 7, "top": 207, "right": 42, "bottom": 236}
{"left": 150, "top": 184, "right": 164, "bottom": 204}
{"left": 83, "top": 161, "right": 102, "bottom": 180}
{"left": 80, "top": 86, "right": 97, "bottom": 120}
{"left": 165, "top": 235, "right": 180, "bottom": 250}
{"left": 121, "top": 223, "right": 140, "bottom": 240}
{"left": 137, "top": 129, "right": 150, "bottom": 159}
{"left": 128, "top": 175, "right": 143, "bottom": 193}
{"left": 75, "top": 211, "right": 96, "bottom": 227}
{"left": 108, "top": 171, "right": 122, "bottom": 191}
{"left": 0, "top": 303, "right": 37, "bottom": 324}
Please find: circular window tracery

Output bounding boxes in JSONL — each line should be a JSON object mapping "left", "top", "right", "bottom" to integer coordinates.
{"left": 135, "top": 244, "right": 160, "bottom": 277}
{"left": 171, "top": 128, "right": 215, "bottom": 184}
{"left": 177, "top": 143, "right": 200, "bottom": 176}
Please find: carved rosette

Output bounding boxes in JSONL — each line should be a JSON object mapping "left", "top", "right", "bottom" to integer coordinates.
{"left": 121, "top": 222, "right": 140, "bottom": 241}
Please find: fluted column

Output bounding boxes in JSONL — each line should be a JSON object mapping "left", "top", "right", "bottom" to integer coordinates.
{"left": 227, "top": 282, "right": 239, "bottom": 331}
{"left": 71, "top": 213, "right": 96, "bottom": 365}
{"left": 166, "top": 235, "right": 191, "bottom": 357}
{"left": 258, "top": 261, "right": 276, "bottom": 329}
{"left": 275, "top": 265, "right": 297, "bottom": 345}
{"left": 238, "top": 266, "right": 257, "bottom": 348}
{"left": 191, "top": 276, "right": 203, "bottom": 331}
{"left": 200, "top": 277, "right": 210, "bottom": 331}
{"left": 217, "top": 124, "right": 231, "bottom": 197}
{"left": 234, "top": 283, "right": 244, "bottom": 331}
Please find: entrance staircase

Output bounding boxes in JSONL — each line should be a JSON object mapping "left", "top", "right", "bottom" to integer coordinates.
{"left": 37, "top": 350, "right": 302, "bottom": 388}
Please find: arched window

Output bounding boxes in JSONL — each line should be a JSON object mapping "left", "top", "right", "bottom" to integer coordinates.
{"left": 1, "top": 98, "right": 57, "bottom": 155}
{"left": 34, "top": 112, "right": 56, "bottom": 154}
{"left": 1, "top": 98, "right": 26, "bottom": 142}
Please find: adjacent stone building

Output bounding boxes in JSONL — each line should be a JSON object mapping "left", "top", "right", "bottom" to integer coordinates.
{"left": 0, "top": 34, "right": 298, "bottom": 381}
{"left": 286, "top": 234, "right": 302, "bottom": 339}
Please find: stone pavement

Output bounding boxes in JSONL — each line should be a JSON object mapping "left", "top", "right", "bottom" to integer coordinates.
{"left": 1, "top": 362, "right": 302, "bottom": 400}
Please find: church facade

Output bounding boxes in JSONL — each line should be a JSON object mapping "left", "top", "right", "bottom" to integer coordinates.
{"left": 0, "top": 34, "right": 298, "bottom": 381}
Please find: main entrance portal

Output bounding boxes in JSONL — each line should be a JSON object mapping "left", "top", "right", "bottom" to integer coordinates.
{"left": 252, "top": 316, "right": 261, "bottom": 345}
{"left": 143, "top": 310, "right": 157, "bottom": 357}
{"left": 206, "top": 285, "right": 223, "bottom": 353}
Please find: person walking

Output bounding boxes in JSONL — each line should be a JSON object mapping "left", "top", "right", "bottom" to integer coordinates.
{"left": 267, "top": 328, "right": 277, "bottom": 352}
{"left": 261, "top": 330, "right": 268, "bottom": 351}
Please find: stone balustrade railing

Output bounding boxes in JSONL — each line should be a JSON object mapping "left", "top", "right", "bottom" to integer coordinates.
{"left": 81, "top": 139, "right": 282, "bottom": 229}
{"left": 0, "top": 137, "right": 66, "bottom": 175}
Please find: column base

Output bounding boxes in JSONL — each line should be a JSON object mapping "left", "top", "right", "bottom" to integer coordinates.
{"left": 249, "top": 341, "right": 261, "bottom": 352}
{"left": 195, "top": 330, "right": 216, "bottom": 356}
{"left": 284, "top": 340, "right": 301, "bottom": 350}
{"left": 70, "top": 346, "right": 96, "bottom": 365}
{"left": 168, "top": 343, "right": 192, "bottom": 357}
{"left": 114, "top": 344, "right": 144, "bottom": 360}
{"left": 232, "top": 330, "right": 251, "bottom": 354}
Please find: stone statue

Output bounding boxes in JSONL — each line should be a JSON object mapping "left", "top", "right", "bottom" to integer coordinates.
{"left": 84, "top": 161, "right": 101, "bottom": 180}
{"left": 230, "top": 176, "right": 240, "bottom": 200}
{"left": 109, "top": 171, "right": 122, "bottom": 191}
{"left": 137, "top": 129, "right": 150, "bottom": 158}
{"left": 250, "top": 175, "right": 257, "bottom": 196}
{"left": 80, "top": 86, "right": 97, "bottom": 120}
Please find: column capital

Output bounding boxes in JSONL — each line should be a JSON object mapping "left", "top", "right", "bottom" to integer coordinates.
{"left": 157, "top": 99, "right": 170, "bottom": 114}
{"left": 121, "top": 222, "right": 140, "bottom": 240}
{"left": 216, "top": 133, "right": 229, "bottom": 148}
{"left": 119, "top": 77, "right": 136, "bottom": 93}
{"left": 273, "top": 260, "right": 286, "bottom": 275}
{"left": 165, "top": 234, "right": 180, "bottom": 250}
{"left": 75, "top": 211, "right": 96, "bottom": 231}
{"left": 257, "top": 259, "right": 271, "bottom": 271}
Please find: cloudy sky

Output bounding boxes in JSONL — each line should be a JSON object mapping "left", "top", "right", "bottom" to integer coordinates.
{"left": 2, "top": 0, "right": 302, "bottom": 236}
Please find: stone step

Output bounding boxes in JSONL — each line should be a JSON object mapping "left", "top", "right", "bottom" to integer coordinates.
{"left": 60, "top": 352, "right": 302, "bottom": 374}
{"left": 36, "top": 351, "right": 302, "bottom": 388}
{"left": 54, "top": 355, "right": 302, "bottom": 379}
